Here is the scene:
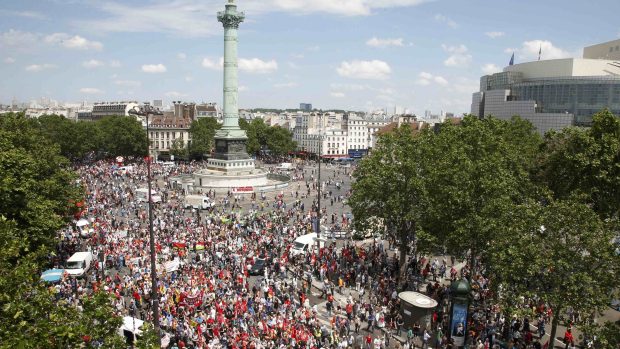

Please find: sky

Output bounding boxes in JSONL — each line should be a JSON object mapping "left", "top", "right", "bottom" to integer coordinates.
{"left": 1, "top": 0, "right": 619, "bottom": 115}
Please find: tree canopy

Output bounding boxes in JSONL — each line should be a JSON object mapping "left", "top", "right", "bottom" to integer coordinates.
{"left": 486, "top": 198, "right": 620, "bottom": 346}
{"left": 239, "top": 118, "right": 297, "bottom": 156}
{"left": 189, "top": 117, "right": 220, "bottom": 159}
{"left": 0, "top": 112, "right": 154, "bottom": 347}
{"left": 423, "top": 116, "right": 542, "bottom": 271}
{"left": 535, "top": 109, "right": 620, "bottom": 219}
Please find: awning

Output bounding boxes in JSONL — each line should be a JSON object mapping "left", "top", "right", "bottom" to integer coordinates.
{"left": 41, "top": 269, "right": 65, "bottom": 282}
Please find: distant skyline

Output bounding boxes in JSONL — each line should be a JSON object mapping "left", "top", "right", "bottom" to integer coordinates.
{"left": 1, "top": 0, "right": 619, "bottom": 115}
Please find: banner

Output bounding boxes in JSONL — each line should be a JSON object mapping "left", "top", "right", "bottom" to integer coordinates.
{"left": 450, "top": 303, "right": 467, "bottom": 346}
{"left": 232, "top": 186, "right": 254, "bottom": 193}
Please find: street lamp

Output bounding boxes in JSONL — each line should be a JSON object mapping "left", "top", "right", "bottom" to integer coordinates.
{"left": 317, "top": 114, "right": 323, "bottom": 239}
{"left": 129, "top": 104, "right": 162, "bottom": 345}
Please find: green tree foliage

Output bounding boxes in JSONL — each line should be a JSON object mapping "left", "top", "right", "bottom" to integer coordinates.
{"left": 0, "top": 112, "right": 82, "bottom": 254}
{"left": 169, "top": 137, "right": 189, "bottom": 160}
{"left": 189, "top": 117, "right": 220, "bottom": 159}
{"left": 486, "top": 199, "right": 620, "bottom": 347}
{"left": 0, "top": 113, "right": 133, "bottom": 347}
{"left": 349, "top": 125, "right": 434, "bottom": 283}
{"left": 536, "top": 109, "right": 620, "bottom": 219}
{"left": 239, "top": 118, "right": 296, "bottom": 156}
{"left": 266, "top": 126, "right": 297, "bottom": 156}
{"left": 0, "top": 222, "right": 125, "bottom": 348}
{"left": 423, "top": 116, "right": 542, "bottom": 272}
{"left": 34, "top": 114, "right": 147, "bottom": 160}
{"left": 240, "top": 118, "right": 268, "bottom": 155}
{"left": 97, "top": 116, "right": 148, "bottom": 157}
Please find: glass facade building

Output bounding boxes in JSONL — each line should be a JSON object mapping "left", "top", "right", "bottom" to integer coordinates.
{"left": 511, "top": 77, "right": 620, "bottom": 125}
{"left": 472, "top": 57, "right": 620, "bottom": 133}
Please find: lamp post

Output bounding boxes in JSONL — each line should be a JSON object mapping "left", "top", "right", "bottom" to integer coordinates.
{"left": 130, "top": 104, "right": 162, "bottom": 345}
{"left": 317, "top": 115, "right": 322, "bottom": 239}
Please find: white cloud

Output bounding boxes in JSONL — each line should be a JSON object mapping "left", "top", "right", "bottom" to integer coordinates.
{"left": 265, "top": 0, "right": 428, "bottom": 16}
{"left": 434, "top": 14, "right": 457, "bottom": 28}
{"left": 274, "top": 82, "right": 298, "bottom": 88}
{"left": 434, "top": 76, "right": 449, "bottom": 86}
{"left": 239, "top": 58, "right": 278, "bottom": 74}
{"left": 238, "top": 85, "right": 248, "bottom": 92}
{"left": 4, "top": 57, "right": 15, "bottom": 64}
{"left": 481, "top": 63, "right": 501, "bottom": 75}
{"left": 337, "top": 60, "right": 391, "bottom": 80}
{"left": 79, "top": 87, "right": 103, "bottom": 94}
{"left": 109, "top": 60, "right": 121, "bottom": 68}
{"left": 419, "top": 72, "right": 433, "bottom": 80}
{"left": 25, "top": 63, "right": 56, "bottom": 72}
{"left": 416, "top": 72, "right": 448, "bottom": 86}
{"left": 0, "top": 29, "right": 38, "bottom": 47}
{"left": 331, "top": 92, "right": 346, "bottom": 98}
{"left": 44, "top": 33, "right": 103, "bottom": 50}
{"left": 0, "top": 10, "right": 47, "bottom": 20}
{"left": 114, "top": 80, "right": 141, "bottom": 87}
{"left": 202, "top": 57, "right": 223, "bottom": 70}
{"left": 185, "top": 76, "right": 194, "bottom": 82}
{"left": 291, "top": 53, "right": 305, "bottom": 59}
{"left": 141, "top": 63, "right": 167, "bottom": 73}
{"left": 177, "top": 53, "right": 187, "bottom": 60}
{"left": 416, "top": 79, "right": 430, "bottom": 86}
{"left": 442, "top": 44, "right": 472, "bottom": 67}
{"left": 82, "top": 59, "right": 105, "bottom": 69}
{"left": 165, "top": 91, "right": 187, "bottom": 97}
{"left": 485, "top": 31, "right": 505, "bottom": 39}
{"left": 78, "top": 0, "right": 429, "bottom": 38}
{"left": 366, "top": 37, "right": 404, "bottom": 48}
{"left": 306, "top": 45, "right": 320, "bottom": 52}
{"left": 518, "top": 40, "right": 573, "bottom": 60}
{"left": 202, "top": 57, "right": 277, "bottom": 73}
{"left": 330, "top": 83, "right": 368, "bottom": 91}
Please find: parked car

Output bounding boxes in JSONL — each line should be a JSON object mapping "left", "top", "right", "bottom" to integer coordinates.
{"left": 249, "top": 258, "right": 267, "bottom": 276}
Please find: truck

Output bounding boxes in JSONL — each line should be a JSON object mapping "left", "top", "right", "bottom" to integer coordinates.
{"left": 136, "top": 188, "right": 162, "bottom": 203}
{"left": 289, "top": 233, "right": 326, "bottom": 257}
{"left": 183, "top": 194, "right": 215, "bottom": 210}
{"left": 276, "top": 162, "right": 294, "bottom": 171}
{"left": 65, "top": 251, "right": 93, "bottom": 277}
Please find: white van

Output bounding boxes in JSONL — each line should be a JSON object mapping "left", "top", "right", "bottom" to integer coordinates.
{"left": 118, "top": 166, "right": 134, "bottom": 175}
{"left": 277, "top": 163, "right": 294, "bottom": 171}
{"left": 65, "top": 252, "right": 93, "bottom": 277}
{"left": 184, "top": 194, "right": 214, "bottom": 210}
{"left": 118, "top": 316, "right": 144, "bottom": 345}
{"left": 289, "top": 233, "right": 325, "bottom": 257}
{"left": 136, "top": 188, "right": 162, "bottom": 203}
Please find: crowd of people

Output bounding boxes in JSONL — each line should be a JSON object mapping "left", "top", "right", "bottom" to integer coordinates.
{"left": 50, "top": 159, "right": 406, "bottom": 348}
{"left": 47, "top": 159, "right": 569, "bottom": 349}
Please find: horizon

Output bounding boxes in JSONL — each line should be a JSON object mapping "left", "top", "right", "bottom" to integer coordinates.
{"left": 1, "top": 0, "right": 619, "bottom": 114}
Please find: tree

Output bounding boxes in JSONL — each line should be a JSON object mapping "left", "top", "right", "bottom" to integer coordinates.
{"left": 239, "top": 118, "right": 268, "bottom": 155}
{"left": 266, "top": 126, "right": 297, "bottom": 156}
{"left": 349, "top": 124, "right": 434, "bottom": 284}
{"left": 0, "top": 112, "right": 82, "bottom": 254}
{"left": 189, "top": 117, "right": 220, "bottom": 159}
{"left": 536, "top": 109, "right": 620, "bottom": 219}
{"left": 169, "top": 138, "right": 189, "bottom": 160}
{"left": 35, "top": 114, "right": 101, "bottom": 160}
{"left": 97, "top": 116, "right": 148, "bottom": 157}
{"left": 423, "top": 116, "right": 542, "bottom": 275}
{"left": 0, "top": 113, "right": 132, "bottom": 347}
{"left": 486, "top": 199, "right": 620, "bottom": 348}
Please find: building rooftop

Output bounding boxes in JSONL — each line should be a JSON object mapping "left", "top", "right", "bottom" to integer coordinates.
{"left": 503, "top": 58, "right": 620, "bottom": 79}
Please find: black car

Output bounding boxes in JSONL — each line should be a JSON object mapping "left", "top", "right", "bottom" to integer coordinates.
{"left": 249, "top": 258, "right": 267, "bottom": 276}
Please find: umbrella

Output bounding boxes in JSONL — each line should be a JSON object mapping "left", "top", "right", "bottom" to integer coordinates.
{"left": 41, "top": 269, "right": 65, "bottom": 283}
